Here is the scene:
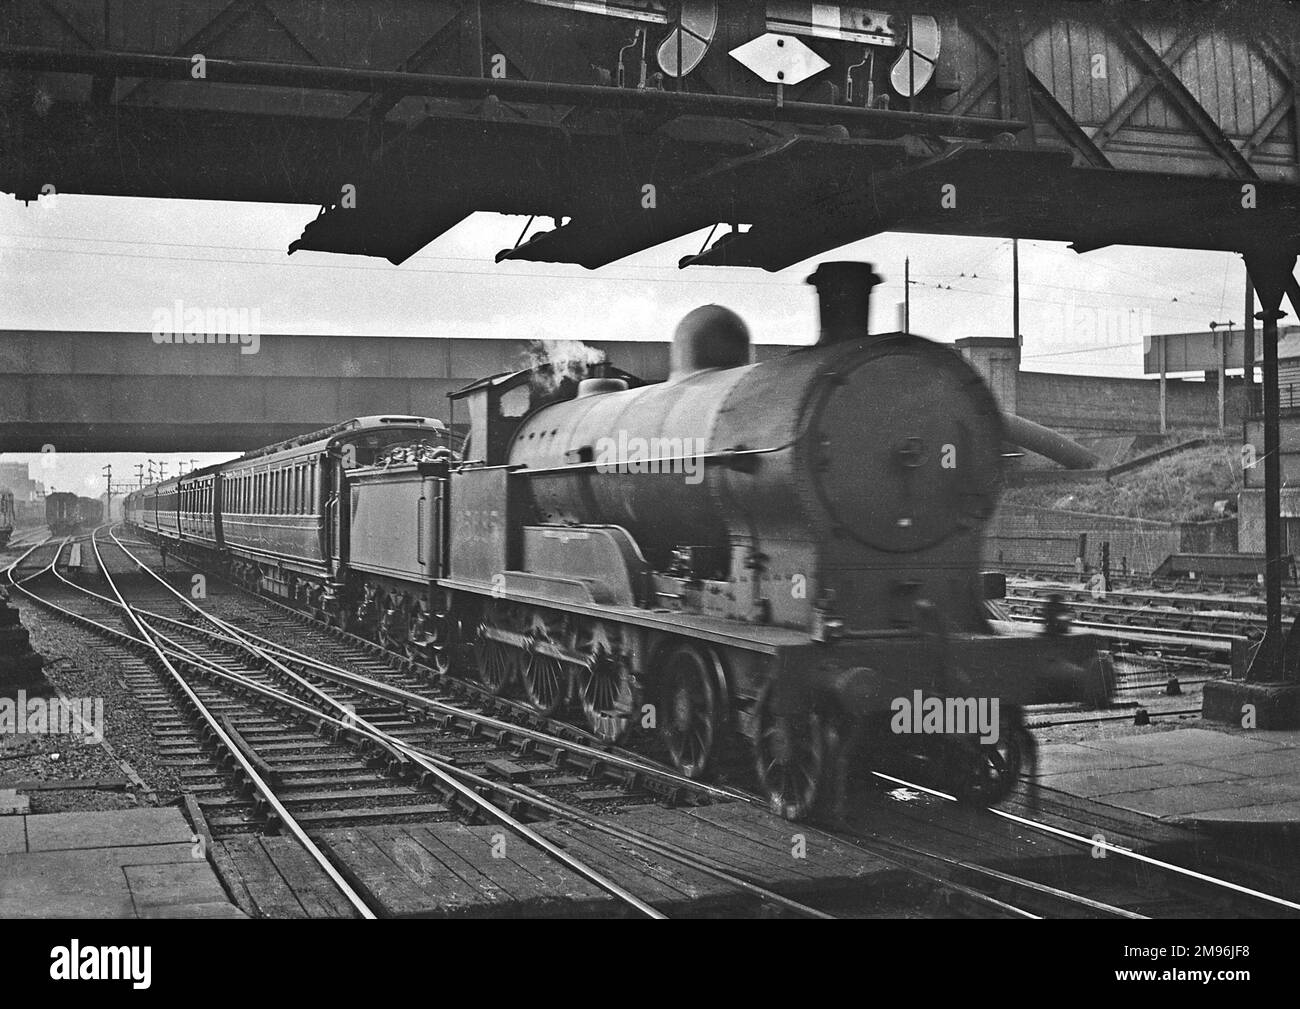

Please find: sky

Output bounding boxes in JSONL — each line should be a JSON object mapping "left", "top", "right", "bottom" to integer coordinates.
{"left": 2, "top": 192, "right": 1295, "bottom": 498}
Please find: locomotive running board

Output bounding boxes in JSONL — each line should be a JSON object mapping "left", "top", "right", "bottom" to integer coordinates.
{"left": 438, "top": 576, "right": 810, "bottom": 656}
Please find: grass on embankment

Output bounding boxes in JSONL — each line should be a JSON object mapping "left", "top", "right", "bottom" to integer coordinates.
{"left": 1001, "top": 441, "right": 1245, "bottom": 524}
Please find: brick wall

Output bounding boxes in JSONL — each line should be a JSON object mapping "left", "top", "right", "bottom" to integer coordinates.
{"left": 985, "top": 506, "right": 1183, "bottom": 575}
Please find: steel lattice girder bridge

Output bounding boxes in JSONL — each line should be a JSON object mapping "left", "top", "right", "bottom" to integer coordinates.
{"left": 0, "top": 0, "right": 1297, "bottom": 271}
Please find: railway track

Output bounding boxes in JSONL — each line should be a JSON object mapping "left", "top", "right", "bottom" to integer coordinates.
{"left": 117, "top": 527, "right": 1300, "bottom": 921}
{"left": 8, "top": 529, "right": 862, "bottom": 918}
{"left": 844, "top": 771, "right": 1300, "bottom": 920}
{"left": 5, "top": 535, "right": 383, "bottom": 918}
{"left": 19, "top": 527, "right": 1291, "bottom": 920}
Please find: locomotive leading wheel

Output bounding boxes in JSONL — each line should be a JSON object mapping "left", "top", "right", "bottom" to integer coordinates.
{"left": 660, "top": 644, "right": 725, "bottom": 780}
{"left": 754, "top": 685, "right": 831, "bottom": 821}
{"left": 948, "top": 725, "right": 1027, "bottom": 807}
{"left": 521, "top": 612, "right": 568, "bottom": 717}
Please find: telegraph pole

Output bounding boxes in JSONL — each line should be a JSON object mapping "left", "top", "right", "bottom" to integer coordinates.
{"left": 101, "top": 464, "right": 111, "bottom": 523}
{"left": 1209, "top": 320, "right": 1234, "bottom": 430}
{"left": 904, "top": 257, "right": 910, "bottom": 334}
{"left": 1244, "top": 271, "right": 1256, "bottom": 413}
{"left": 1012, "top": 238, "right": 1020, "bottom": 341}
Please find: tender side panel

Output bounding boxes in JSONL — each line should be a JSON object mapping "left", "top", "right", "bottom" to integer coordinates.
{"left": 348, "top": 468, "right": 445, "bottom": 582}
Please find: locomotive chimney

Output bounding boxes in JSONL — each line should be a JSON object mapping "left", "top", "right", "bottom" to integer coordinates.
{"left": 807, "top": 261, "right": 883, "bottom": 344}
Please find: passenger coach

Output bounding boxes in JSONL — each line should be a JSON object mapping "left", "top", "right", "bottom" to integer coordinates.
{"left": 127, "top": 415, "right": 448, "bottom": 616}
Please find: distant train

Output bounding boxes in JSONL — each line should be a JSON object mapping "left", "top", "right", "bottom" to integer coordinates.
{"left": 46, "top": 492, "right": 103, "bottom": 536}
{"left": 0, "top": 490, "right": 13, "bottom": 547}
{"left": 126, "top": 262, "right": 1114, "bottom": 820}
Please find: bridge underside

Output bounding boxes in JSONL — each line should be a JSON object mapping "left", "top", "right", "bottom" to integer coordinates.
{"left": 2, "top": 2, "right": 1298, "bottom": 270}
{"left": 0, "top": 332, "right": 790, "bottom": 453}
{"left": 0, "top": 421, "right": 341, "bottom": 454}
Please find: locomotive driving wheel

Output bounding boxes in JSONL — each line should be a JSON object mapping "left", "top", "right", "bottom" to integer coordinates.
{"left": 521, "top": 611, "right": 568, "bottom": 717}
{"left": 660, "top": 643, "right": 726, "bottom": 779}
{"left": 576, "top": 620, "right": 637, "bottom": 742}
{"left": 474, "top": 603, "right": 521, "bottom": 695}
{"left": 754, "top": 684, "right": 840, "bottom": 821}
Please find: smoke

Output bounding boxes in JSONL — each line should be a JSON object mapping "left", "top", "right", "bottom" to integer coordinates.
{"left": 523, "top": 339, "right": 607, "bottom": 396}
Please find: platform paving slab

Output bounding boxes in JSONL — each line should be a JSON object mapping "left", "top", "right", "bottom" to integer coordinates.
{"left": 0, "top": 808, "right": 247, "bottom": 918}
{"left": 1031, "top": 725, "right": 1300, "bottom": 834}
{"left": 1036, "top": 760, "right": 1248, "bottom": 800}
{"left": 25, "top": 807, "right": 195, "bottom": 851}
{"left": 0, "top": 815, "right": 26, "bottom": 854}
{"left": 1032, "top": 743, "right": 1161, "bottom": 776}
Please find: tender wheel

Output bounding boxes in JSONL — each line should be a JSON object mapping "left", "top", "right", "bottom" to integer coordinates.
{"left": 577, "top": 620, "right": 636, "bottom": 742}
{"left": 403, "top": 601, "right": 439, "bottom": 661}
{"left": 754, "top": 684, "right": 831, "bottom": 821}
{"left": 521, "top": 612, "right": 568, "bottom": 717}
{"left": 948, "top": 725, "right": 1027, "bottom": 806}
{"left": 378, "top": 596, "right": 409, "bottom": 652}
{"left": 660, "top": 643, "right": 725, "bottom": 779}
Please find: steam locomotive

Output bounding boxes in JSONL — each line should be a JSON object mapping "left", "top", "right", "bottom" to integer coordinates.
{"left": 46, "top": 492, "right": 103, "bottom": 536}
{"left": 126, "top": 262, "right": 1111, "bottom": 819}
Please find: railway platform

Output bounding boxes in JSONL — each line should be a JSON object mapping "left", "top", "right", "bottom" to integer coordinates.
{"left": 1033, "top": 723, "right": 1300, "bottom": 839}
{"left": 0, "top": 807, "right": 247, "bottom": 918}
